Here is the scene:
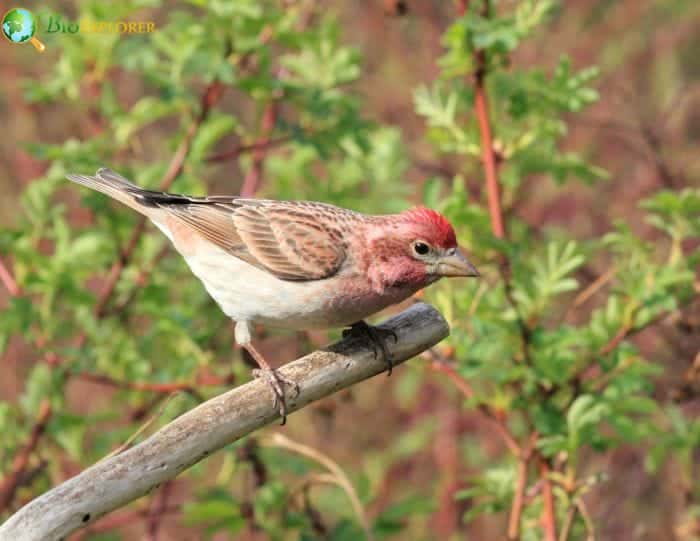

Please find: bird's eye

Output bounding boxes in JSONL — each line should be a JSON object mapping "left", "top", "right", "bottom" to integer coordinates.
{"left": 412, "top": 241, "right": 431, "bottom": 256}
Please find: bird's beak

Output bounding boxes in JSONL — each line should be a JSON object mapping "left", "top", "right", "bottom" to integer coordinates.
{"left": 437, "top": 249, "right": 480, "bottom": 277}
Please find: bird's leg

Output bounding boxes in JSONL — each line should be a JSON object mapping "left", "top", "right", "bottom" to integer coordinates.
{"left": 243, "top": 342, "right": 300, "bottom": 425}
{"left": 343, "top": 320, "right": 398, "bottom": 375}
{"left": 235, "top": 321, "right": 299, "bottom": 425}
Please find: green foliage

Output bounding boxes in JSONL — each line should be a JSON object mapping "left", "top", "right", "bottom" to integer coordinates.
{"left": 415, "top": 0, "right": 697, "bottom": 538}
{"left": 0, "top": 1, "right": 411, "bottom": 537}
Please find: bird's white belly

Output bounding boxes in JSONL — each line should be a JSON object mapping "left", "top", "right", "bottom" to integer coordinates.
{"left": 183, "top": 247, "right": 345, "bottom": 329}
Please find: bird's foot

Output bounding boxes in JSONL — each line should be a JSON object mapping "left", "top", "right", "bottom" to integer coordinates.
{"left": 343, "top": 320, "right": 398, "bottom": 375}
{"left": 252, "top": 368, "right": 300, "bottom": 425}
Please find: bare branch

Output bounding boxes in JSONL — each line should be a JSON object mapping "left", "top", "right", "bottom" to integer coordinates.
{"left": 0, "top": 303, "right": 449, "bottom": 541}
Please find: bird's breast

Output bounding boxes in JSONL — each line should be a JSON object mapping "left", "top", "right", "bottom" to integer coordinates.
{"left": 180, "top": 245, "right": 418, "bottom": 330}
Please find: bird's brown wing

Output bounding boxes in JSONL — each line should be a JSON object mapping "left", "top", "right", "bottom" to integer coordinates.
{"left": 152, "top": 196, "right": 348, "bottom": 281}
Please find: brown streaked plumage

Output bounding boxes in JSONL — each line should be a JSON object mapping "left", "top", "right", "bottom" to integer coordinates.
{"left": 67, "top": 168, "right": 479, "bottom": 422}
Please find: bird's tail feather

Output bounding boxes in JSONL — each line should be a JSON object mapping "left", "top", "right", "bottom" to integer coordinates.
{"left": 66, "top": 168, "right": 149, "bottom": 214}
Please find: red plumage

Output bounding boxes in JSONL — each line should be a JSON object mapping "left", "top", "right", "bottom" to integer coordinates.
{"left": 401, "top": 207, "right": 457, "bottom": 249}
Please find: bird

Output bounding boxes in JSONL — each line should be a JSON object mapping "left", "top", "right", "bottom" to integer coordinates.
{"left": 67, "top": 168, "right": 479, "bottom": 423}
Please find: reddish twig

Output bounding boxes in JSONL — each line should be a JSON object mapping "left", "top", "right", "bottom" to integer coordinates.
{"left": 433, "top": 408, "right": 461, "bottom": 537}
{"left": 474, "top": 66, "right": 505, "bottom": 238}
{"left": 75, "top": 372, "right": 202, "bottom": 395}
{"left": 234, "top": 3, "right": 311, "bottom": 208}
{"left": 457, "top": 1, "right": 505, "bottom": 237}
{"left": 91, "top": 81, "right": 224, "bottom": 321}
{"left": 92, "top": 222, "right": 148, "bottom": 321}
{"left": 145, "top": 480, "right": 172, "bottom": 541}
{"left": 0, "top": 400, "right": 52, "bottom": 512}
{"left": 239, "top": 100, "right": 279, "bottom": 197}
{"left": 64, "top": 81, "right": 226, "bottom": 356}
{"left": 539, "top": 457, "right": 557, "bottom": 541}
{"left": 0, "top": 258, "right": 21, "bottom": 297}
{"left": 206, "top": 135, "right": 292, "bottom": 163}
{"left": 456, "top": 0, "right": 469, "bottom": 16}
{"left": 454, "top": 6, "right": 542, "bottom": 539}
{"left": 457, "top": 0, "right": 531, "bottom": 366}
{"left": 597, "top": 297, "right": 687, "bottom": 359}
{"left": 564, "top": 267, "right": 617, "bottom": 320}
{"left": 599, "top": 323, "right": 632, "bottom": 356}
{"left": 506, "top": 433, "right": 537, "bottom": 541}
{"left": 75, "top": 505, "right": 183, "bottom": 540}
{"left": 559, "top": 503, "right": 578, "bottom": 541}
{"left": 74, "top": 370, "right": 235, "bottom": 402}
{"left": 507, "top": 458, "right": 529, "bottom": 540}
{"left": 426, "top": 352, "right": 520, "bottom": 455}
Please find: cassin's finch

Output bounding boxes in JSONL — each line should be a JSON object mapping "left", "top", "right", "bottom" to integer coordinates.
{"left": 67, "top": 168, "right": 479, "bottom": 422}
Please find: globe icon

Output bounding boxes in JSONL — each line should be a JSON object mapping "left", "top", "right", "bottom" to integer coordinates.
{"left": 2, "top": 8, "right": 45, "bottom": 52}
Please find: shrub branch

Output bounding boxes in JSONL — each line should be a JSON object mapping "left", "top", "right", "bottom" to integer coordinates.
{"left": 0, "top": 303, "right": 449, "bottom": 541}
{"left": 0, "top": 400, "right": 52, "bottom": 513}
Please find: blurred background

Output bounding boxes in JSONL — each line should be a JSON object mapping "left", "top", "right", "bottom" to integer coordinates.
{"left": 0, "top": 1, "right": 698, "bottom": 540}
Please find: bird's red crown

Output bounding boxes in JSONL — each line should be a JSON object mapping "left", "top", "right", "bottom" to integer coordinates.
{"left": 402, "top": 207, "right": 458, "bottom": 249}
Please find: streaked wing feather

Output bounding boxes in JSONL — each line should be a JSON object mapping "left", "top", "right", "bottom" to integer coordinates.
{"left": 164, "top": 200, "right": 347, "bottom": 281}
{"left": 232, "top": 205, "right": 346, "bottom": 280}
{"left": 162, "top": 205, "right": 237, "bottom": 253}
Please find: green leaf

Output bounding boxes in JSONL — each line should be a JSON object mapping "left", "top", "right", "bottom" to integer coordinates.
{"left": 20, "top": 364, "right": 54, "bottom": 416}
{"left": 183, "top": 489, "right": 245, "bottom": 536}
{"left": 640, "top": 188, "right": 700, "bottom": 240}
{"left": 567, "top": 394, "right": 610, "bottom": 451}
{"left": 190, "top": 113, "right": 239, "bottom": 163}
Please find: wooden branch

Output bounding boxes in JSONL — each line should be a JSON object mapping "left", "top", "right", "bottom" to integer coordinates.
{"left": 0, "top": 303, "right": 449, "bottom": 541}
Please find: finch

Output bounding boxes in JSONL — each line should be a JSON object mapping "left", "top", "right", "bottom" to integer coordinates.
{"left": 67, "top": 168, "right": 479, "bottom": 422}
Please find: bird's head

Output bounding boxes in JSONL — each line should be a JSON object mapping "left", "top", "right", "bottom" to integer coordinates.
{"left": 367, "top": 207, "right": 479, "bottom": 290}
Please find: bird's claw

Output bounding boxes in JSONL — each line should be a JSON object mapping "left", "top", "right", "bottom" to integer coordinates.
{"left": 252, "top": 368, "right": 299, "bottom": 425}
{"left": 344, "top": 321, "right": 398, "bottom": 376}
